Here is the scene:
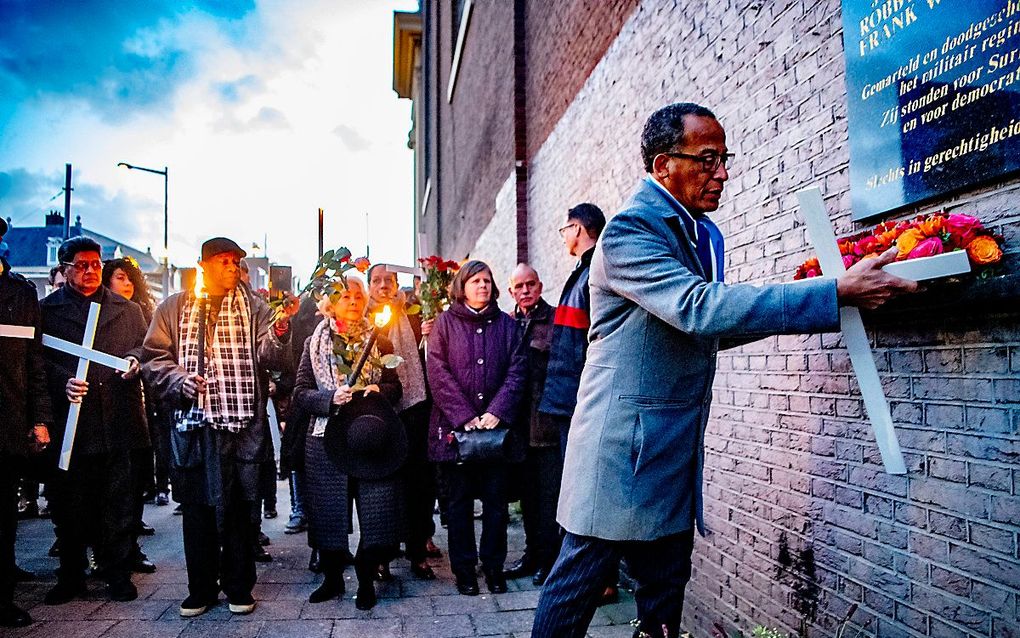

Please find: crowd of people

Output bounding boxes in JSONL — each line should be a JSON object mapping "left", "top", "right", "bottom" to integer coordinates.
{"left": 0, "top": 189, "right": 607, "bottom": 625}
{"left": 1, "top": 102, "right": 917, "bottom": 637}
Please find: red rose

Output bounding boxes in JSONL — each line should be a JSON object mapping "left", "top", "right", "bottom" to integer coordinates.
{"left": 437, "top": 261, "right": 447, "bottom": 272}
{"left": 854, "top": 235, "right": 879, "bottom": 257}
{"left": 446, "top": 260, "right": 460, "bottom": 270}
{"left": 354, "top": 257, "right": 371, "bottom": 273}
{"left": 944, "top": 214, "right": 981, "bottom": 247}
{"left": 907, "top": 236, "right": 944, "bottom": 259}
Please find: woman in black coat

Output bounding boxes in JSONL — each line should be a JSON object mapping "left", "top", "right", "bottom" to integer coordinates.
{"left": 426, "top": 260, "right": 527, "bottom": 596}
{"left": 293, "top": 277, "right": 404, "bottom": 610}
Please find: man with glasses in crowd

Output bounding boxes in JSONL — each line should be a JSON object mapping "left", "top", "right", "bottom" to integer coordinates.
{"left": 40, "top": 236, "right": 149, "bottom": 605}
{"left": 532, "top": 103, "right": 918, "bottom": 638}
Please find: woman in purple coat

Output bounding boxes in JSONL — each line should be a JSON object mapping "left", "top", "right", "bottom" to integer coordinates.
{"left": 426, "top": 260, "right": 527, "bottom": 596}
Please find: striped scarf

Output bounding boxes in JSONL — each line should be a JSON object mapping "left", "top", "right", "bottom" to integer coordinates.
{"left": 174, "top": 288, "right": 256, "bottom": 432}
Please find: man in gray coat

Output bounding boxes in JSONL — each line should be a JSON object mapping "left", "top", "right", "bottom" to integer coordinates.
{"left": 531, "top": 103, "right": 917, "bottom": 638}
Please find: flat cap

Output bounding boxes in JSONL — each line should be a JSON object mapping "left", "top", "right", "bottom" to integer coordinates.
{"left": 201, "top": 237, "right": 246, "bottom": 261}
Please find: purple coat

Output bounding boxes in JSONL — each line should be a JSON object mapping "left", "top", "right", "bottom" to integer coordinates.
{"left": 426, "top": 301, "right": 527, "bottom": 463}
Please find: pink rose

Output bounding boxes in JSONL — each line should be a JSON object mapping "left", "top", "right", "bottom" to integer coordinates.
{"left": 907, "top": 236, "right": 944, "bottom": 259}
{"left": 944, "top": 214, "right": 981, "bottom": 247}
{"left": 842, "top": 254, "right": 859, "bottom": 269}
{"left": 853, "top": 235, "right": 879, "bottom": 257}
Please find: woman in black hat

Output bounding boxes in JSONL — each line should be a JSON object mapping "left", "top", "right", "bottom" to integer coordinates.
{"left": 293, "top": 277, "right": 406, "bottom": 610}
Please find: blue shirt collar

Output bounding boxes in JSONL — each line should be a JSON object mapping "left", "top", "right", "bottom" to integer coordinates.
{"left": 645, "top": 176, "right": 700, "bottom": 245}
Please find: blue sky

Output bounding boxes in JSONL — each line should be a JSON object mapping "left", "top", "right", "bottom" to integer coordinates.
{"left": 0, "top": 0, "right": 419, "bottom": 282}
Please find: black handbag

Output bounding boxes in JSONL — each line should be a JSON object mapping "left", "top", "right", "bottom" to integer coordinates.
{"left": 453, "top": 428, "right": 510, "bottom": 463}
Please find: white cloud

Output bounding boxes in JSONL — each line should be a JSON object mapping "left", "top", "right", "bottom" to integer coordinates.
{"left": 0, "top": 0, "right": 419, "bottom": 285}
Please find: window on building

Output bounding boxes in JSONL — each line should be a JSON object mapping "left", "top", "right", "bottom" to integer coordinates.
{"left": 46, "top": 240, "right": 59, "bottom": 266}
{"left": 447, "top": 0, "right": 473, "bottom": 102}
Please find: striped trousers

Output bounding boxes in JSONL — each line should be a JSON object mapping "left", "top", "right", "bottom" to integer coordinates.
{"left": 531, "top": 530, "right": 695, "bottom": 638}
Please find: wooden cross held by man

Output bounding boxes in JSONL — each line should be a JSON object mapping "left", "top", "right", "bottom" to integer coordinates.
{"left": 41, "top": 302, "right": 132, "bottom": 470}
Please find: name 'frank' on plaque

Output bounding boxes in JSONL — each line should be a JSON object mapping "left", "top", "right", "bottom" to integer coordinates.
{"left": 842, "top": 0, "right": 1020, "bottom": 220}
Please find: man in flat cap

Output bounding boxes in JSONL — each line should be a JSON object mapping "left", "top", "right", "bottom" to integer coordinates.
{"left": 143, "top": 237, "right": 298, "bottom": 617}
{"left": 0, "top": 217, "right": 51, "bottom": 626}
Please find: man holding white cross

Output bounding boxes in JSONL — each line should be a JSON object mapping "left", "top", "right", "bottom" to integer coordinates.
{"left": 0, "top": 217, "right": 52, "bottom": 627}
{"left": 40, "top": 236, "right": 149, "bottom": 605}
{"left": 532, "top": 103, "right": 920, "bottom": 638}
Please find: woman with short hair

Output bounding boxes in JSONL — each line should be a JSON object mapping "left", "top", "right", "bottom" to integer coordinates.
{"left": 426, "top": 260, "right": 527, "bottom": 596}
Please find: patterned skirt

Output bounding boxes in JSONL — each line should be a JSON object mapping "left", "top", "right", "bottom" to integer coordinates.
{"left": 304, "top": 429, "right": 406, "bottom": 551}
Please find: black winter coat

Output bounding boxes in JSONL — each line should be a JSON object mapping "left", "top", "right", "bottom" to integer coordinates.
{"left": 0, "top": 260, "right": 52, "bottom": 456}
{"left": 40, "top": 285, "right": 149, "bottom": 458}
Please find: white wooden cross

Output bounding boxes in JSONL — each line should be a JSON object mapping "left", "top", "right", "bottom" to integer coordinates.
{"left": 0, "top": 324, "right": 35, "bottom": 339}
{"left": 42, "top": 302, "right": 132, "bottom": 471}
{"left": 796, "top": 188, "right": 908, "bottom": 475}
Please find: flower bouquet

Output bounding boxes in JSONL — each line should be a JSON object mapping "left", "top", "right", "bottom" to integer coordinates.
{"left": 412, "top": 255, "right": 460, "bottom": 321}
{"left": 794, "top": 212, "right": 1005, "bottom": 281}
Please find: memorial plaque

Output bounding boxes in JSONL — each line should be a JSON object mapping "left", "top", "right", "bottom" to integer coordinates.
{"left": 842, "top": 0, "right": 1020, "bottom": 220}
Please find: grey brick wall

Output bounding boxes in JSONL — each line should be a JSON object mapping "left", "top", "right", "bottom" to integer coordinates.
{"left": 471, "top": 0, "right": 1020, "bottom": 636}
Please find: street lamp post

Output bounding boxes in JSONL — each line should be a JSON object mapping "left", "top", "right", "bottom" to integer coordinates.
{"left": 118, "top": 162, "right": 170, "bottom": 298}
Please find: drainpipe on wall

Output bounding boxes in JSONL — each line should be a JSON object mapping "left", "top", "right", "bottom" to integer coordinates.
{"left": 513, "top": 0, "right": 528, "bottom": 265}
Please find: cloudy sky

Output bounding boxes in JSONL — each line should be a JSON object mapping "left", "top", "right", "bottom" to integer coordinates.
{"left": 0, "top": 0, "right": 419, "bottom": 283}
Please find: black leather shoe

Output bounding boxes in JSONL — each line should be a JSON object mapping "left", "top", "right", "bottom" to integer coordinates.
{"left": 308, "top": 579, "right": 345, "bottom": 603}
{"left": 410, "top": 561, "right": 436, "bottom": 580}
{"left": 425, "top": 538, "right": 443, "bottom": 558}
{"left": 137, "top": 521, "right": 156, "bottom": 536}
{"left": 355, "top": 584, "right": 377, "bottom": 610}
{"left": 308, "top": 549, "right": 322, "bottom": 573}
{"left": 44, "top": 580, "right": 86, "bottom": 605}
{"left": 13, "top": 565, "right": 35, "bottom": 582}
{"left": 532, "top": 565, "right": 551, "bottom": 586}
{"left": 483, "top": 569, "right": 507, "bottom": 594}
{"left": 455, "top": 574, "right": 479, "bottom": 596}
{"left": 263, "top": 508, "right": 278, "bottom": 519}
{"left": 259, "top": 532, "right": 271, "bottom": 546}
{"left": 340, "top": 549, "right": 355, "bottom": 566}
{"left": 0, "top": 602, "right": 32, "bottom": 628}
{"left": 133, "top": 556, "right": 157, "bottom": 574}
{"left": 375, "top": 564, "right": 392, "bottom": 582}
{"left": 503, "top": 555, "right": 536, "bottom": 579}
{"left": 106, "top": 580, "right": 138, "bottom": 602}
{"left": 254, "top": 546, "right": 273, "bottom": 563}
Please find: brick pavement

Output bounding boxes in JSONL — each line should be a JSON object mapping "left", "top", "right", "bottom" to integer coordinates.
{"left": 5, "top": 480, "right": 638, "bottom": 638}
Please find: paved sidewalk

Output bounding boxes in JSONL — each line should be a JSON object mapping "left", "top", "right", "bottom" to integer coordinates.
{"left": 7, "top": 480, "right": 638, "bottom": 638}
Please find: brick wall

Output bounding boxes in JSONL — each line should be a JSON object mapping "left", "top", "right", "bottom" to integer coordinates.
{"left": 473, "top": 1, "right": 1020, "bottom": 636}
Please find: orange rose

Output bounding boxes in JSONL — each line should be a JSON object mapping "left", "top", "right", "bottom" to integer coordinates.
{"left": 966, "top": 236, "right": 1003, "bottom": 265}
{"left": 896, "top": 228, "right": 926, "bottom": 259}
{"left": 917, "top": 216, "right": 944, "bottom": 237}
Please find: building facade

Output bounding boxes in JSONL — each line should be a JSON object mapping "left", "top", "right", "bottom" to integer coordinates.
{"left": 395, "top": 1, "right": 1020, "bottom": 636}
{"left": 3, "top": 211, "right": 163, "bottom": 298}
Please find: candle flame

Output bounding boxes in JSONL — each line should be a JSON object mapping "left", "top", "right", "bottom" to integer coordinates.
{"left": 374, "top": 304, "right": 392, "bottom": 329}
{"left": 193, "top": 265, "right": 206, "bottom": 299}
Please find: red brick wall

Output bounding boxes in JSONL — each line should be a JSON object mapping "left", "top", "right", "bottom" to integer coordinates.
{"left": 523, "top": 0, "right": 640, "bottom": 161}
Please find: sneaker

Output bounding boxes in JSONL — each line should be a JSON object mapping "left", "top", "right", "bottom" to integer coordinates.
{"left": 263, "top": 508, "right": 278, "bottom": 519}
{"left": 179, "top": 594, "right": 216, "bottom": 617}
{"left": 155, "top": 492, "right": 170, "bottom": 506}
{"left": 228, "top": 595, "right": 256, "bottom": 615}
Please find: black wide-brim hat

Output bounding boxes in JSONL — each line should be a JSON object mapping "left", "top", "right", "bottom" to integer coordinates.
{"left": 323, "top": 392, "right": 408, "bottom": 480}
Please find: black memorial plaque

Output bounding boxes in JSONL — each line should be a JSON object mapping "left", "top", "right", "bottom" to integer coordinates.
{"left": 842, "top": 0, "right": 1020, "bottom": 220}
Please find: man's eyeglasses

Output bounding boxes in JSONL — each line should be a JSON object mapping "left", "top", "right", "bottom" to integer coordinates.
{"left": 62, "top": 260, "right": 103, "bottom": 272}
{"left": 558, "top": 223, "right": 579, "bottom": 236}
{"left": 664, "top": 152, "right": 735, "bottom": 173}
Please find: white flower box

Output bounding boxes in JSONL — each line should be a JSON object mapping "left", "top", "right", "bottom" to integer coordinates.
{"left": 881, "top": 249, "right": 971, "bottom": 281}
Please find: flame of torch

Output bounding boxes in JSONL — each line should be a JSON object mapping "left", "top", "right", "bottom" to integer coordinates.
{"left": 349, "top": 305, "right": 393, "bottom": 387}
{"left": 194, "top": 265, "right": 208, "bottom": 381}
{"left": 374, "top": 304, "right": 392, "bottom": 329}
